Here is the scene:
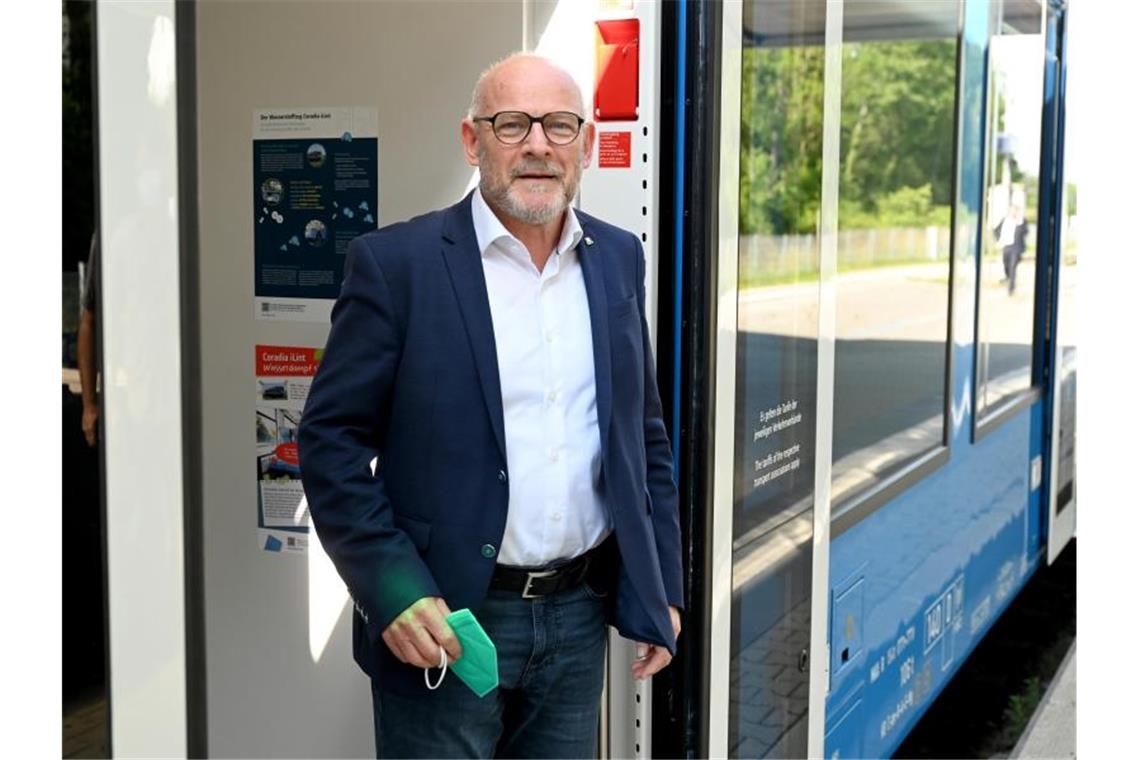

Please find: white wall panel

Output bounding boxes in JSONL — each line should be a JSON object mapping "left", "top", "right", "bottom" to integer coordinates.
{"left": 97, "top": 1, "right": 188, "bottom": 756}
{"left": 194, "top": 2, "right": 522, "bottom": 756}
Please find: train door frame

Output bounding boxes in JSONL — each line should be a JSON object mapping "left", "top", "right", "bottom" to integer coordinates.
{"left": 707, "top": 0, "right": 744, "bottom": 752}
{"left": 571, "top": 2, "right": 675, "bottom": 756}
{"left": 695, "top": 1, "right": 844, "bottom": 756}
{"left": 1040, "top": 1, "right": 1076, "bottom": 564}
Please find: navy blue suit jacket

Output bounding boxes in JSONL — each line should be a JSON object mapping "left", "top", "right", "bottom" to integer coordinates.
{"left": 298, "top": 193, "right": 683, "bottom": 692}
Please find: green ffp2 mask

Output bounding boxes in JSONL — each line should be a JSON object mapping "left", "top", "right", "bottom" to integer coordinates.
{"left": 423, "top": 608, "right": 499, "bottom": 698}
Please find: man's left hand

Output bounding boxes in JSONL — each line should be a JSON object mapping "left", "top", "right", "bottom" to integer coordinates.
{"left": 631, "top": 606, "right": 682, "bottom": 681}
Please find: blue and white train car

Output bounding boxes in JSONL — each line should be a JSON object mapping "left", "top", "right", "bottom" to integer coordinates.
{"left": 651, "top": 0, "right": 1077, "bottom": 757}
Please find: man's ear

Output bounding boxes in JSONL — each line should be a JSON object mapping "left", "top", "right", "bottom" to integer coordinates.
{"left": 580, "top": 121, "right": 596, "bottom": 169}
{"left": 460, "top": 119, "right": 481, "bottom": 167}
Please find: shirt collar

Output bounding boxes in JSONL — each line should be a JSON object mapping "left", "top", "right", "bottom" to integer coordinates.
{"left": 472, "top": 187, "right": 583, "bottom": 259}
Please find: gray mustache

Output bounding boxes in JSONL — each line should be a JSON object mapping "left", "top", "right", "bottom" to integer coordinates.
{"left": 511, "top": 162, "right": 564, "bottom": 179}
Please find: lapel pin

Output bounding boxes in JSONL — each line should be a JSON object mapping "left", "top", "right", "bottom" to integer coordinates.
{"left": 585, "top": 236, "right": 594, "bottom": 246}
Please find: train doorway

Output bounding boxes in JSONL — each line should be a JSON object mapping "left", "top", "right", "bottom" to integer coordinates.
{"left": 660, "top": 2, "right": 835, "bottom": 756}
{"left": 94, "top": 1, "right": 673, "bottom": 757}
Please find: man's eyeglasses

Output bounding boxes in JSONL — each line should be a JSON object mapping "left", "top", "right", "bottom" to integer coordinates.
{"left": 472, "top": 111, "right": 585, "bottom": 146}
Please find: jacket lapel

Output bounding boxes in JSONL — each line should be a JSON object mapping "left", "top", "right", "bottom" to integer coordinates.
{"left": 439, "top": 196, "right": 507, "bottom": 463}
{"left": 578, "top": 224, "right": 613, "bottom": 457}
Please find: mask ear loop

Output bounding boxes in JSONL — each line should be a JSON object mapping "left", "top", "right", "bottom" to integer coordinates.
{"left": 424, "top": 644, "right": 448, "bottom": 690}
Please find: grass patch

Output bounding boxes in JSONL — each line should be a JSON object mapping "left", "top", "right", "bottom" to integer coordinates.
{"left": 991, "top": 676, "right": 1046, "bottom": 752}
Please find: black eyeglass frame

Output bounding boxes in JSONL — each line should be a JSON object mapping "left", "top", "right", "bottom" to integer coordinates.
{"left": 472, "top": 111, "right": 587, "bottom": 146}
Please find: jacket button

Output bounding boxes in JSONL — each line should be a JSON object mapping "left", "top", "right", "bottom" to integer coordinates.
{"left": 498, "top": 469, "right": 507, "bottom": 483}
{"left": 481, "top": 544, "right": 497, "bottom": 558}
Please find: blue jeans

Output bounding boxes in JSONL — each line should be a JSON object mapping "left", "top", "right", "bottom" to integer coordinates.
{"left": 371, "top": 582, "right": 609, "bottom": 758}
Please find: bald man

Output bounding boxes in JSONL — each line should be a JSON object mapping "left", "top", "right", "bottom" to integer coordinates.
{"left": 299, "top": 53, "right": 683, "bottom": 758}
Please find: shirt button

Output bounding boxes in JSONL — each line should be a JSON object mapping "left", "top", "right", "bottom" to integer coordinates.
{"left": 545, "top": 330, "right": 556, "bottom": 344}
{"left": 551, "top": 512, "right": 562, "bottom": 522}
{"left": 498, "top": 469, "right": 507, "bottom": 483}
{"left": 481, "top": 544, "right": 497, "bottom": 558}
{"left": 549, "top": 449, "right": 560, "bottom": 463}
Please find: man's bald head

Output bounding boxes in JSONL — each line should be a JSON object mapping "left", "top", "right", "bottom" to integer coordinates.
{"left": 467, "top": 53, "right": 585, "bottom": 120}
{"left": 460, "top": 52, "right": 595, "bottom": 229}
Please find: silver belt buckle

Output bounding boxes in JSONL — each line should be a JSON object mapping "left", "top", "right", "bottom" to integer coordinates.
{"left": 521, "top": 569, "right": 558, "bottom": 599}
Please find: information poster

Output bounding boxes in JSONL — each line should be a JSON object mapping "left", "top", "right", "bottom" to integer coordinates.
{"left": 256, "top": 344, "right": 322, "bottom": 553}
{"left": 253, "top": 107, "right": 378, "bottom": 323}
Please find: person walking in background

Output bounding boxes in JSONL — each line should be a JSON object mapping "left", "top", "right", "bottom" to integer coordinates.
{"left": 995, "top": 198, "right": 1030, "bottom": 295}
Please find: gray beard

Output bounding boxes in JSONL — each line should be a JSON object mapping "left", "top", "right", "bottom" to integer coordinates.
{"left": 480, "top": 176, "right": 571, "bottom": 226}
{"left": 476, "top": 141, "right": 579, "bottom": 227}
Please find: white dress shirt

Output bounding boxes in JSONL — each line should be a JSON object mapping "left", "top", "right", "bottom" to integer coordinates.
{"left": 471, "top": 188, "right": 612, "bottom": 567}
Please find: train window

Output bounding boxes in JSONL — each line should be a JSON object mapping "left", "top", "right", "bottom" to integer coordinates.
{"left": 975, "top": 0, "right": 1045, "bottom": 422}
{"left": 729, "top": 1, "right": 826, "bottom": 755}
{"left": 830, "top": 1, "right": 959, "bottom": 510}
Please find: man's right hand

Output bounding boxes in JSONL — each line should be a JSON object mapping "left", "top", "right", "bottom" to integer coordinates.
{"left": 381, "top": 596, "right": 462, "bottom": 668}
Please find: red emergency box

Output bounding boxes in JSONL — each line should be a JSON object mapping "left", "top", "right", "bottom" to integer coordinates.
{"left": 594, "top": 18, "right": 640, "bottom": 122}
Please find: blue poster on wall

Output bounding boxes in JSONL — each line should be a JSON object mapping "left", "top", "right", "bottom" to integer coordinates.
{"left": 253, "top": 107, "right": 378, "bottom": 322}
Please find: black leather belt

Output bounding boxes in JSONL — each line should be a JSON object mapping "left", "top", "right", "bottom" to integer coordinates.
{"left": 491, "top": 537, "right": 613, "bottom": 599}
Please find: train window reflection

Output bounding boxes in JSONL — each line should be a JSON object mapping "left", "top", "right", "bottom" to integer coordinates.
{"left": 831, "top": 1, "right": 959, "bottom": 507}
{"left": 976, "top": 0, "right": 1045, "bottom": 420}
